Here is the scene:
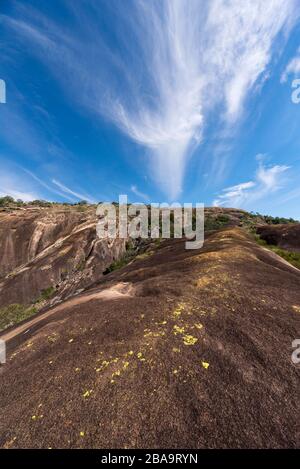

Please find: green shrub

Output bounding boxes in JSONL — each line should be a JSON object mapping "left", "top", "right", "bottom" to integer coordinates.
{"left": 216, "top": 214, "right": 230, "bottom": 224}
{"left": 104, "top": 239, "right": 155, "bottom": 274}
{"left": 250, "top": 212, "right": 298, "bottom": 224}
{"left": 0, "top": 195, "right": 15, "bottom": 206}
{"left": 104, "top": 251, "right": 134, "bottom": 274}
{"left": 31, "top": 200, "right": 52, "bottom": 207}
{"left": 204, "top": 215, "right": 230, "bottom": 231}
{"left": 254, "top": 234, "right": 300, "bottom": 269}
{"left": 35, "top": 286, "right": 56, "bottom": 303}
{"left": 0, "top": 304, "right": 37, "bottom": 331}
{"left": 269, "top": 246, "right": 300, "bottom": 269}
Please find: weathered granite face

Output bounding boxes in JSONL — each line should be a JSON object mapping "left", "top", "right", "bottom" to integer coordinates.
{"left": 0, "top": 204, "right": 252, "bottom": 310}
{"left": 1, "top": 204, "right": 285, "bottom": 311}
{"left": 0, "top": 206, "right": 127, "bottom": 308}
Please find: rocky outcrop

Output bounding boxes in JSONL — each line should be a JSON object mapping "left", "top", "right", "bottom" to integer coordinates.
{"left": 0, "top": 206, "right": 127, "bottom": 308}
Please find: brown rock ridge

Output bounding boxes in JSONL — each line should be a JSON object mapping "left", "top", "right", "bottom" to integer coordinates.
{"left": 0, "top": 227, "right": 299, "bottom": 448}
{"left": 0, "top": 205, "right": 248, "bottom": 314}
{"left": 0, "top": 206, "right": 127, "bottom": 309}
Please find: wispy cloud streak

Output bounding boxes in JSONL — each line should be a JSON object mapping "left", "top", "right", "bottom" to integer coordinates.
{"left": 3, "top": 0, "right": 299, "bottom": 198}
{"left": 23, "top": 169, "right": 76, "bottom": 202}
{"left": 213, "top": 162, "right": 290, "bottom": 208}
{"left": 52, "top": 179, "right": 96, "bottom": 203}
{"left": 0, "top": 169, "right": 40, "bottom": 202}
{"left": 281, "top": 47, "right": 300, "bottom": 82}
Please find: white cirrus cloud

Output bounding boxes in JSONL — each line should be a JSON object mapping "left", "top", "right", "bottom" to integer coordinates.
{"left": 51, "top": 179, "right": 96, "bottom": 203}
{"left": 2, "top": 0, "right": 299, "bottom": 198}
{"left": 0, "top": 169, "right": 40, "bottom": 202}
{"left": 0, "top": 165, "right": 98, "bottom": 203}
{"left": 213, "top": 161, "right": 290, "bottom": 208}
{"left": 0, "top": 188, "right": 38, "bottom": 202}
{"left": 281, "top": 47, "right": 300, "bottom": 82}
{"left": 22, "top": 169, "right": 76, "bottom": 202}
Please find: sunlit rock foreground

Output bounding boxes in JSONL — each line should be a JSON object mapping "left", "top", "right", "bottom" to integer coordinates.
{"left": 0, "top": 204, "right": 299, "bottom": 448}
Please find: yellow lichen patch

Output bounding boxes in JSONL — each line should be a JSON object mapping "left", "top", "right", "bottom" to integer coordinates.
{"left": 80, "top": 431, "right": 85, "bottom": 437}
{"left": 127, "top": 351, "right": 134, "bottom": 356}
{"left": 31, "top": 413, "right": 43, "bottom": 422}
{"left": 123, "top": 361, "right": 130, "bottom": 369}
{"left": 47, "top": 333, "right": 58, "bottom": 343}
{"left": 194, "top": 323, "right": 203, "bottom": 330}
{"left": 155, "top": 320, "right": 167, "bottom": 325}
{"left": 94, "top": 359, "right": 110, "bottom": 372}
{"left": 112, "top": 370, "right": 121, "bottom": 378}
{"left": 172, "top": 347, "right": 181, "bottom": 353}
{"left": 292, "top": 305, "right": 300, "bottom": 313}
{"left": 173, "top": 309, "right": 181, "bottom": 317}
{"left": 173, "top": 369, "right": 179, "bottom": 375}
{"left": 82, "top": 389, "right": 92, "bottom": 398}
{"left": 173, "top": 325, "right": 185, "bottom": 335}
{"left": 183, "top": 335, "right": 198, "bottom": 346}
{"left": 137, "top": 352, "right": 146, "bottom": 362}
{"left": 144, "top": 330, "right": 165, "bottom": 338}
{"left": 172, "top": 303, "right": 185, "bottom": 317}
{"left": 201, "top": 361, "right": 209, "bottom": 369}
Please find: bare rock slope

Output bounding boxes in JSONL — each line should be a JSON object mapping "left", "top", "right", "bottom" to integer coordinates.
{"left": 0, "top": 227, "right": 299, "bottom": 448}
{"left": 0, "top": 206, "right": 126, "bottom": 309}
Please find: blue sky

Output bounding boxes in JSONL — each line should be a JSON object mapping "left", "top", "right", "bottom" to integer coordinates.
{"left": 1, "top": 0, "right": 300, "bottom": 218}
